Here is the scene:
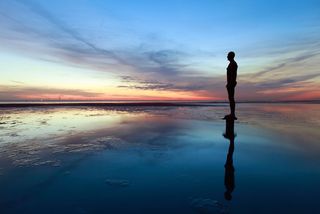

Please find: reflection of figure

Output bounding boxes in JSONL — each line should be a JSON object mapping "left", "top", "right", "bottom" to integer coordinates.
{"left": 223, "top": 117, "right": 236, "bottom": 201}
{"left": 224, "top": 51, "right": 238, "bottom": 120}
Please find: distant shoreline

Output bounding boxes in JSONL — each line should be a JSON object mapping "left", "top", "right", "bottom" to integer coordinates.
{"left": 0, "top": 100, "right": 319, "bottom": 108}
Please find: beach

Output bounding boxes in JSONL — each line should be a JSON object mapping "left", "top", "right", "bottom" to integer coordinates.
{"left": 0, "top": 103, "right": 319, "bottom": 214}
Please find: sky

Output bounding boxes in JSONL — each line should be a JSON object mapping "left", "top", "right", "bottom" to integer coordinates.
{"left": 0, "top": 0, "right": 319, "bottom": 101}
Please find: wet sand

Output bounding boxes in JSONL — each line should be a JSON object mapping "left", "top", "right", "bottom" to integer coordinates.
{"left": 0, "top": 103, "right": 319, "bottom": 214}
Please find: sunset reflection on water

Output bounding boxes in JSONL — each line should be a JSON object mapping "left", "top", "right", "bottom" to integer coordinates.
{"left": 0, "top": 104, "right": 319, "bottom": 214}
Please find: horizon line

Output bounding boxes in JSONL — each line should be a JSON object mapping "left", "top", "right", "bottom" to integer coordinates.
{"left": 0, "top": 99, "right": 319, "bottom": 108}
{"left": 0, "top": 99, "right": 320, "bottom": 103}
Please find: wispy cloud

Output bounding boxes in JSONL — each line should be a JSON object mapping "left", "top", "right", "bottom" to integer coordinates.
{"left": 1, "top": 0, "right": 196, "bottom": 79}
{"left": 118, "top": 75, "right": 222, "bottom": 92}
{"left": 255, "top": 73, "right": 319, "bottom": 88}
{"left": 0, "top": 85, "right": 103, "bottom": 100}
{"left": 251, "top": 51, "right": 320, "bottom": 78}
{"left": 14, "top": 0, "right": 125, "bottom": 64}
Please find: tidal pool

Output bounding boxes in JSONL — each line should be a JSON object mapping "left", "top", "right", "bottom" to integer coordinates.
{"left": 0, "top": 104, "right": 319, "bottom": 214}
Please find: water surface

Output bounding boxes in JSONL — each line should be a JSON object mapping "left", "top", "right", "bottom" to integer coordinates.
{"left": 0, "top": 104, "right": 319, "bottom": 213}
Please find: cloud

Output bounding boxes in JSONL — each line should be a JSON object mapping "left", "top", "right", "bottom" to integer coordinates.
{"left": 241, "top": 34, "right": 320, "bottom": 58}
{"left": 1, "top": 0, "right": 196, "bottom": 79}
{"left": 10, "top": 80, "right": 25, "bottom": 84}
{"left": 251, "top": 51, "right": 320, "bottom": 78}
{"left": 148, "top": 50, "right": 182, "bottom": 65}
{"left": 0, "top": 85, "right": 103, "bottom": 100}
{"left": 118, "top": 75, "right": 219, "bottom": 92}
{"left": 14, "top": 0, "right": 125, "bottom": 64}
{"left": 140, "top": 49, "right": 189, "bottom": 75}
{"left": 255, "top": 73, "right": 319, "bottom": 88}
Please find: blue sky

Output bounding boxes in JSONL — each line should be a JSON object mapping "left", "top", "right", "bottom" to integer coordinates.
{"left": 0, "top": 0, "right": 319, "bottom": 100}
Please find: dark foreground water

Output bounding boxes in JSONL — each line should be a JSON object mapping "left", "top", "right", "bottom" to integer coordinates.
{"left": 0, "top": 104, "right": 319, "bottom": 214}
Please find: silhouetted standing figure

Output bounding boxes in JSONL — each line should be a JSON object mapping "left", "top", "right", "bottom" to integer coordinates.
{"left": 223, "top": 117, "right": 236, "bottom": 201}
{"left": 224, "top": 51, "right": 238, "bottom": 120}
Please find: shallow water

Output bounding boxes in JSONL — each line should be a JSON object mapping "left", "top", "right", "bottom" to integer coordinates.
{"left": 0, "top": 104, "right": 319, "bottom": 214}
